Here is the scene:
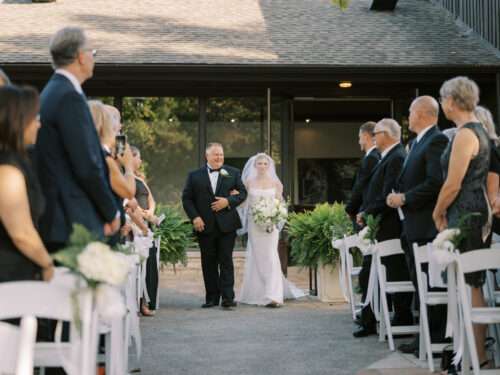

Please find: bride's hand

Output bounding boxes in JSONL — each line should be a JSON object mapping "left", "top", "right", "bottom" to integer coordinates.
{"left": 229, "top": 189, "right": 239, "bottom": 196}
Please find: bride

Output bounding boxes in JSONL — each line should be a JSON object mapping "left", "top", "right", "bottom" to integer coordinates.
{"left": 235, "top": 153, "right": 306, "bottom": 307}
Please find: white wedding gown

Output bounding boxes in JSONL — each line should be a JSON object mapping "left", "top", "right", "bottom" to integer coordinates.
{"left": 237, "top": 187, "right": 306, "bottom": 305}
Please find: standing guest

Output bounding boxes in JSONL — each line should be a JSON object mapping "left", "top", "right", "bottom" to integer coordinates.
{"left": 104, "top": 104, "right": 122, "bottom": 134}
{"left": 345, "top": 121, "right": 380, "bottom": 330}
{"left": 433, "top": 76, "right": 491, "bottom": 368}
{"left": 346, "top": 121, "right": 381, "bottom": 225}
{"left": 475, "top": 106, "right": 500, "bottom": 230}
{"left": 0, "top": 85, "right": 54, "bottom": 282}
{"left": 354, "top": 119, "right": 412, "bottom": 337}
{"left": 387, "top": 96, "right": 449, "bottom": 353}
{"left": 0, "top": 68, "right": 11, "bottom": 86}
{"left": 131, "top": 146, "right": 160, "bottom": 316}
{"left": 36, "top": 27, "right": 120, "bottom": 251}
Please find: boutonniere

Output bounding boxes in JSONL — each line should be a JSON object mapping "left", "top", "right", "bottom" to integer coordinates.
{"left": 220, "top": 168, "right": 230, "bottom": 178}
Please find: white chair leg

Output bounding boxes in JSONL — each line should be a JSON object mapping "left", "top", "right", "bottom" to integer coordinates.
{"left": 418, "top": 311, "right": 425, "bottom": 361}
{"left": 348, "top": 274, "right": 356, "bottom": 320}
{"left": 463, "top": 306, "right": 480, "bottom": 374}
{"left": 381, "top": 291, "right": 395, "bottom": 350}
{"left": 420, "top": 304, "right": 434, "bottom": 372}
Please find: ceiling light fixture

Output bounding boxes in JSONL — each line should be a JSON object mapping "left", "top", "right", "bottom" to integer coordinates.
{"left": 339, "top": 81, "right": 352, "bottom": 88}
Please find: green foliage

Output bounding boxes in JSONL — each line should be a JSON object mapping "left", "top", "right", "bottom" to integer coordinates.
{"left": 331, "top": 0, "right": 351, "bottom": 10}
{"left": 153, "top": 205, "right": 194, "bottom": 271}
{"left": 364, "top": 214, "right": 381, "bottom": 244}
{"left": 453, "top": 211, "right": 482, "bottom": 249}
{"left": 287, "top": 202, "right": 352, "bottom": 268}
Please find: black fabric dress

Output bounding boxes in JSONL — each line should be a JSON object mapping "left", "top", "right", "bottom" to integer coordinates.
{"left": 135, "top": 177, "right": 158, "bottom": 309}
{"left": 0, "top": 151, "right": 45, "bottom": 282}
{"left": 441, "top": 122, "right": 491, "bottom": 287}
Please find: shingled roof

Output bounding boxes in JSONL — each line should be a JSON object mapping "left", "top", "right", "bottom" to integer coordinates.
{"left": 1, "top": 0, "right": 499, "bottom": 67}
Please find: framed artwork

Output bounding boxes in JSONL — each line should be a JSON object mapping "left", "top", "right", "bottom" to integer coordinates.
{"left": 297, "top": 158, "right": 360, "bottom": 206}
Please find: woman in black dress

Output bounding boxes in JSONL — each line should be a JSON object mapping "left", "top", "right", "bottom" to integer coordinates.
{"left": 433, "top": 76, "right": 490, "bottom": 368}
{"left": 131, "top": 146, "right": 160, "bottom": 316}
{"left": 0, "top": 85, "right": 54, "bottom": 282}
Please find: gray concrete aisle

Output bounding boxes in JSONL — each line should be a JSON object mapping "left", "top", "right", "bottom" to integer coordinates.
{"left": 138, "top": 255, "right": 431, "bottom": 375}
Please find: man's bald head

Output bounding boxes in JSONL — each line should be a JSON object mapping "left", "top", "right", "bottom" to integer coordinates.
{"left": 408, "top": 96, "right": 439, "bottom": 133}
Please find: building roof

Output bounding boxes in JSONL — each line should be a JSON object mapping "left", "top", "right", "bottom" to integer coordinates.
{"left": 1, "top": 0, "right": 499, "bottom": 68}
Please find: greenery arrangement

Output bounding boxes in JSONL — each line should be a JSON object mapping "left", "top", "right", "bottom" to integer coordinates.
{"left": 153, "top": 205, "right": 194, "bottom": 271}
{"left": 287, "top": 202, "right": 352, "bottom": 268}
{"left": 331, "top": 0, "right": 351, "bottom": 10}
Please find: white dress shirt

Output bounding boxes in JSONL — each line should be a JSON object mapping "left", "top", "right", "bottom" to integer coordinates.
{"left": 55, "top": 69, "right": 84, "bottom": 95}
{"left": 207, "top": 164, "right": 219, "bottom": 194}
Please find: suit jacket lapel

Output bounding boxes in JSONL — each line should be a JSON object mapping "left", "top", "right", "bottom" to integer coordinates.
{"left": 201, "top": 167, "right": 214, "bottom": 196}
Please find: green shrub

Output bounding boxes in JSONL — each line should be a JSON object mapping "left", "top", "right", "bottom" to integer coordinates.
{"left": 287, "top": 202, "right": 352, "bottom": 268}
{"left": 154, "top": 205, "right": 194, "bottom": 271}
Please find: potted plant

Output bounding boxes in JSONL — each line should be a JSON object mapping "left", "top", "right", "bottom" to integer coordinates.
{"left": 153, "top": 205, "right": 194, "bottom": 272}
{"left": 287, "top": 202, "right": 352, "bottom": 302}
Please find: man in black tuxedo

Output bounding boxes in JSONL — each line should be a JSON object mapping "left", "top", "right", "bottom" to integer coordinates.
{"left": 387, "top": 96, "right": 449, "bottom": 353}
{"left": 182, "top": 143, "right": 247, "bottom": 309}
{"left": 346, "top": 121, "right": 381, "bottom": 223}
{"left": 36, "top": 27, "right": 120, "bottom": 251}
{"left": 354, "top": 118, "right": 412, "bottom": 337}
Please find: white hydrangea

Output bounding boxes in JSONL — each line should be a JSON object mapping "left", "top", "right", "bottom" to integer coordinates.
{"left": 77, "top": 242, "right": 129, "bottom": 286}
{"left": 432, "top": 229, "right": 460, "bottom": 252}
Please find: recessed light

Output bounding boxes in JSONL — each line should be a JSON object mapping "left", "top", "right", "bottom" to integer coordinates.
{"left": 305, "top": 118, "right": 311, "bottom": 124}
{"left": 339, "top": 81, "right": 352, "bottom": 88}
{"left": 230, "top": 118, "right": 236, "bottom": 123}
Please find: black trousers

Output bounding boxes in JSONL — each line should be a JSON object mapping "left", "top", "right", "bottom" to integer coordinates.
{"left": 197, "top": 226, "right": 236, "bottom": 304}
{"left": 359, "top": 255, "right": 376, "bottom": 328}
{"left": 145, "top": 244, "right": 159, "bottom": 310}
{"left": 401, "top": 235, "right": 447, "bottom": 342}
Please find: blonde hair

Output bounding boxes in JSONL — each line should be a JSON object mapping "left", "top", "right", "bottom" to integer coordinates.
{"left": 88, "top": 100, "right": 115, "bottom": 144}
{"left": 440, "top": 76, "right": 479, "bottom": 112}
{"left": 475, "top": 105, "right": 499, "bottom": 146}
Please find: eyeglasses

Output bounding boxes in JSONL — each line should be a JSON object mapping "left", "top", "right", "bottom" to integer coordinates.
{"left": 81, "top": 48, "right": 97, "bottom": 57}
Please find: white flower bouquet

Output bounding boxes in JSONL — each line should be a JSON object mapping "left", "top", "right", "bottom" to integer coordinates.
{"left": 251, "top": 196, "right": 288, "bottom": 233}
{"left": 432, "top": 228, "right": 461, "bottom": 252}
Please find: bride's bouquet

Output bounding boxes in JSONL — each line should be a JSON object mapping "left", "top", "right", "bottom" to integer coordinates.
{"left": 251, "top": 196, "right": 288, "bottom": 233}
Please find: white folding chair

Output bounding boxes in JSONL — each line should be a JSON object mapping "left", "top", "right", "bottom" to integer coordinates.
{"left": 413, "top": 243, "right": 449, "bottom": 372}
{"left": 342, "top": 234, "right": 362, "bottom": 320}
{"left": 0, "top": 281, "right": 98, "bottom": 375}
{"left": 375, "top": 238, "right": 419, "bottom": 351}
{"left": 484, "top": 269, "right": 500, "bottom": 367}
{"left": 456, "top": 248, "right": 500, "bottom": 375}
{"left": 0, "top": 316, "right": 37, "bottom": 375}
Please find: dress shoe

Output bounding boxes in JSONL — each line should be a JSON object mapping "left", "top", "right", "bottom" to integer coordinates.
{"left": 201, "top": 301, "right": 218, "bottom": 308}
{"left": 221, "top": 300, "right": 237, "bottom": 308}
{"left": 398, "top": 337, "right": 419, "bottom": 354}
{"left": 265, "top": 302, "right": 281, "bottom": 308}
{"left": 353, "top": 326, "right": 377, "bottom": 338}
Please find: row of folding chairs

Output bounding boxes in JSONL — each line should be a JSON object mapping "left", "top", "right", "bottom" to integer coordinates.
{"left": 339, "top": 234, "right": 500, "bottom": 374}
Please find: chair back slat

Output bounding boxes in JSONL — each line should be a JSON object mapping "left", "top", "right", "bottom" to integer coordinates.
{"left": 375, "top": 238, "right": 403, "bottom": 257}
{"left": 0, "top": 281, "right": 73, "bottom": 321}
{"left": 413, "top": 243, "right": 430, "bottom": 264}
{"left": 343, "top": 234, "right": 359, "bottom": 249}
{"left": 458, "top": 248, "right": 500, "bottom": 274}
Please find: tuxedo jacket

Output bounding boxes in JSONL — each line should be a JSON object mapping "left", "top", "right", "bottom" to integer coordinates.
{"left": 36, "top": 74, "right": 118, "bottom": 244}
{"left": 362, "top": 144, "right": 406, "bottom": 242}
{"left": 182, "top": 165, "right": 247, "bottom": 234}
{"left": 346, "top": 148, "right": 381, "bottom": 216}
{"left": 397, "top": 126, "right": 449, "bottom": 242}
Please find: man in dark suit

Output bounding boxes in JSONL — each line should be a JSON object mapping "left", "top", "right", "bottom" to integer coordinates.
{"left": 182, "top": 143, "right": 247, "bottom": 309}
{"left": 346, "top": 121, "right": 381, "bottom": 222}
{"left": 387, "top": 96, "right": 449, "bottom": 353}
{"left": 354, "top": 118, "right": 412, "bottom": 337}
{"left": 36, "top": 27, "right": 120, "bottom": 251}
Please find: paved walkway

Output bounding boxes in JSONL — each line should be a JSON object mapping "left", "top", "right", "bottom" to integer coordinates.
{"left": 138, "top": 253, "right": 436, "bottom": 375}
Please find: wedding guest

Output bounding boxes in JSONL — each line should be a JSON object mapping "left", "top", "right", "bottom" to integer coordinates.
{"left": 475, "top": 105, "right": 500, "bottom": 223}
{"left": 0, "top": 85, "right": 54, "bottom": 282}
{"left": 433, "top": 76, "right": 490, "bottom": 368}
{"left": 345, "top": 121, "right": 380, "bottom": 329}
{"left": 346, "top": 121, "right": 380, "bottom": 225}
{"left": 0, "top": 68, "right": 11, "bottom": 86}
{"left": 104, "top": 104, "right": 122, "bottom": 134}
{"left": 131, "top": 146, "right": 159, "bottom": 316}
{"left": 387, "top": 96, "right": 449, "bottom": 353}
{"left": 36, "top": 27, "right": 120, "bottom": 251}
{"left": 354, "top": 119, "right": 413, "bottom": 337}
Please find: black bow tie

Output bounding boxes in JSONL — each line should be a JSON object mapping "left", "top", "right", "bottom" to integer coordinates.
{"left": 208, "top": 167, "right": 221, "bottom": 173}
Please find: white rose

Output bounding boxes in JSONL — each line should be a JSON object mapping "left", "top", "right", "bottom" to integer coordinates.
{"left": 220, "top": 168, "right": 229, "bottom": 177}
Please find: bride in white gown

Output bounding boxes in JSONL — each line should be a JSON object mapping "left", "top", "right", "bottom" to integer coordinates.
{"left": 236, "top": 153, "right": 306, "bottom": 307}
